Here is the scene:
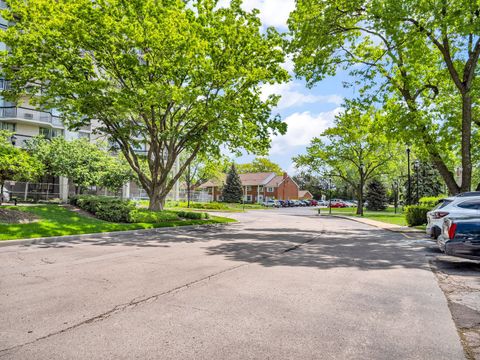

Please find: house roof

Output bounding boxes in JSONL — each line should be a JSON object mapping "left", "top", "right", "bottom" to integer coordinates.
{"left": 239, "top": 172, "right": 276, "bottom": 186}
{"left": 264, "top": 175, "right": 284, "bottom": 187}
{"left": 299, "top": 190, "right": 312, "bottom": 197}
{"left": 198, "top": 172, "right": 277, "bottom": 188}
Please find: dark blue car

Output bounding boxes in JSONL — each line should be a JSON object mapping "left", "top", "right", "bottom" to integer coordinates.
{"left": 439, "top": 217, "right": 480, "bottom": 260}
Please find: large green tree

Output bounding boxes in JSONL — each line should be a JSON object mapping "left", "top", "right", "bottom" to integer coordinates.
{"left": 0, "top": 0, "right": 288, "bottom": 210}
{"left": 0, "top": 131, "right": 44, "bottom": 203}
{"left": 237, "top": 157, "right": 283, "bottom": 175}
{"left": 293, "top": 107, "right": 397, "bottom": 215}
{"left": 29, "top": 137, "right": 133, "bottom": 194}
{"left": 288, "top": 0, "right": 480, "bottom": 194}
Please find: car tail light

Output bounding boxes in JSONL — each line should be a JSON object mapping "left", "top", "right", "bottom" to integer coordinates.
{"left": 448, "top": 223, "right": 457, "bottom": 240}
{"left": 432, "top": 211, "right": 449, "bottom": 219}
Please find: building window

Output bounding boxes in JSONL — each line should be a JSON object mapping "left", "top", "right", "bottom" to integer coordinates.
{"left": 40, "top": 127, "right": 64, "bottom": 139}
{"left": 267, "top": 187, "right": 274, "bottom": 192}
{"left": 246, "top": 185, "right": 252, "bottom": 191}
{"left": 1, "top": 122, "right": 16, "bottom": 132}
{"left": 245, "top": 195, "right": 252, "bottom": 202}
{"left": 258, "top": 186, "right": 263, "bottom": 191}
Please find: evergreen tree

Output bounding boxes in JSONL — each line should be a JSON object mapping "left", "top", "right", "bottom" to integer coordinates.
{"left": 222, "top": 164, "right": 243, "bottom": 203}
{"left": 365, "top": 179, "right": 388, "bottom": 211}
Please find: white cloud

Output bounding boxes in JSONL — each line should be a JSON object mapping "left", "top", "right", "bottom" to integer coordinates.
{"left": 261, "top": 82, "right": 343, "bottom": 110}
{"left": 269, "top": 109, "right": 341, "bottom": 154}
{"left": 217, "top": 0, "right": 295, "bottom": 28}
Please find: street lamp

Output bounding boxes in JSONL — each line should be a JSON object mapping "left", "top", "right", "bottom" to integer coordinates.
{"left": 359, "top": 163, "right": 365, "bottom": 215}
{"left": 414, "top": 160, "right": 420, "bottom": 204}
{"left": 406, "top": 146, "right": 411, "bottom": 205}
{"left": 10, "top": 134, "right": 17, "bottom": 146}
{"left": 393, "top": 179, "right": 399, "bottom": 214}
{"left": 328, "top": 176, "right": 332, "bottom": 215}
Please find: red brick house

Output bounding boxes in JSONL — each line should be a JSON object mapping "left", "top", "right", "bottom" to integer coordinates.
{"left": 198, "top": 172, "right": 299, "bottom": 203}
{"left": 298, "top": 190, "right": 313, "bottom": 200}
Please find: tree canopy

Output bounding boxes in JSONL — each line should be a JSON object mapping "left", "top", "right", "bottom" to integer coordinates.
{"left": 237, "top": 157, "right": 283, "bottom": 175}
{"left": 1, "top": 0, "right": 289, "bottom": 209}
{"left": 293, "top": 107, "right": 397, "bottom": 215}
{"left": 0, "top": 131, "right": 44, "bottom": 199}
{"left": 28, "top": 137, "right": 133, "bottom": 193}
{"left": 288, "top": 0, "right": 480, "bottom": 194}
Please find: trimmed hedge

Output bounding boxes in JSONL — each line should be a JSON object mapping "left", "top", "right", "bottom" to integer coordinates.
{"left": 419, "top": 195, "right": 446, "bottom": 209}
{"left": 70, "top": 195, "right": 211, "bottom": 223}
{"left": 128, "top": 209, "right": 180, "bottom": 223}
{"left": 70, "top": 195, "right": 135, "bottom": 223}
{"left": 171, "top": 201, "right": 229, "bottom": 210}
{"left": 405, "top": 205, "right": 431, "bottom": 226}
{"left": 177, "top": 210, "right": 209, "bottom": 220}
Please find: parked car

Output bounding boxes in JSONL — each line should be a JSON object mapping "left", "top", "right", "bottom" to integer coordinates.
{"left": 438, "top": 217, "right": 480, "bottom": 260}
{"left": 343, "top": 201, "right": 357, "bottom": 207}
{"left": 427, "top": 195, "right": 480, "bottom": 239}
{"left": 310, "top": 199, "right": 319, "bottom": 206}
{"left": 330, "top": 199, "right": 348, "bottom": 208}
{"left": 276, "top": 200, "right": 286, "bottom": 207}
{"left": 262, "top": 200, "right": 276, "bottom": 207}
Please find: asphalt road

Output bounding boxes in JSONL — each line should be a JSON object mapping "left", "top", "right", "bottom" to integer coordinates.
{"left": 0, "top": 207, "right": 466, "bottom": 359}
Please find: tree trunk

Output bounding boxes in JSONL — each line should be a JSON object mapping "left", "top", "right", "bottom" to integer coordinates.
{"left": 148, "top": 192, "right": 165, "bottom": 211}
{"left": 460, "top": 94, "right": 472, "bottom": 192}
{"left": 0, "top": 182, "right": 4, "bottom": 205}
{"left": 356, "top": 181, "right": 364, "bottom": 216}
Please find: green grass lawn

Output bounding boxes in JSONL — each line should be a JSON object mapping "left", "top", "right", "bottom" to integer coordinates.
{"left": 137, "top": 200, "right": 267, "bottom": 212}
{"left": 0, "top": 205, "right": 235, "bottom": 241}
{"left": 320, "top": 206, "right": 408, "bottom": 226}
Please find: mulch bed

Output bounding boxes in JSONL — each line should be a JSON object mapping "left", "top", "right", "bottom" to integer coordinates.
{"left": 0, "top": 208, "right": 39, "bottom": 224}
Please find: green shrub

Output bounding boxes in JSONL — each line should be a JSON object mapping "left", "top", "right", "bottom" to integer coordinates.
{"left": 405, "top": 205, "right": 431, "bottom": 226}
{"left": 419, "top": 195, "right": 446, "bottom": 209}
{"left": 69, "top": 195, "right": 135, "bottom": 223}
{"left": 170, "top": 201, "right": 228, "bottom": 210}
{"left": 128, "top": 209, "right": 179, "bottom": 223}
{"left": 177, "top": 211, "right": 208, "bottom": 220}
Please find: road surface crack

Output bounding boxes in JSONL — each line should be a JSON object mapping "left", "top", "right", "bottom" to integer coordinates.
{"left": 0, "top": 263, "right": 247, "bottom": 357}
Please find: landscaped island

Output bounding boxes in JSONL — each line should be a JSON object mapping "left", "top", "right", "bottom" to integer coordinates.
{"left": 0, "top": 197, "right": 235, "bottom": 241}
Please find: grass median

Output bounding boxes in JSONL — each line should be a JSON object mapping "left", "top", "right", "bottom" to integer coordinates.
{"left": 0, "top": 205, "right": 235, "bottom": 241}
{"left": 319, "top": 206, "right": 408, "bottom": 226}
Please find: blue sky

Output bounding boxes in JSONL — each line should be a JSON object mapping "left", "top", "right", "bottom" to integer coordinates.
{"left": 218, "top": 0, "right": 356, "bottom": 174}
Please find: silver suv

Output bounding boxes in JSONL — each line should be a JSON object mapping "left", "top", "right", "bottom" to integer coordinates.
{"left": 427, "top": 192, "right": 480, "bottom": 239}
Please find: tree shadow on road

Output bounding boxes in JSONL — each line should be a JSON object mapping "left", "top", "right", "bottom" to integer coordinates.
{"left": 204, "top": 226, "right": 432, "bottom": 271}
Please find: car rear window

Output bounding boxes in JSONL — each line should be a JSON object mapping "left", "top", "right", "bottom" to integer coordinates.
{"left": 435, "top": 200, "right": 453, "bottom": 210}
{"left": 457, "top": 199, "right": 480, "bottom": 210}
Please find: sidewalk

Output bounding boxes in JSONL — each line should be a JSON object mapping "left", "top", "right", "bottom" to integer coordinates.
{"left": 328, "top": 214, "right": 424, "bottom": 233}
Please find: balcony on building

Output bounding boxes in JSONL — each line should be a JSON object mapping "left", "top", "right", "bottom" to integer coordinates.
{"left": 0, "top": 106, "right": 65, "bottom": 128}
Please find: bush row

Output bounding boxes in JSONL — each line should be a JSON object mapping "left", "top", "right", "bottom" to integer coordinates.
{"left": 418, "top": 195, "right": 446, "bottom": 209}
{"left": 70, "top": 195, "right": 135, "bottom": 223}
{"left": 71, "top": 195, "right": 210, "bottom": 223}
{"left": 404, "top": 205, "right": 431, "bottom": 226}
{"left": 170, "top": 201, "right": 228, "bottom": 210}
{"left": 177, "top": 210, "right": 210, "bottom": 220}
{"left": 128, "top": 209, "right": 180, "bottom": 223}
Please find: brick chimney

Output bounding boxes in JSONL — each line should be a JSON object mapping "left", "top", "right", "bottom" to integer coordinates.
{"left": 283, "top": 172, "right": 288, "bottom": 179}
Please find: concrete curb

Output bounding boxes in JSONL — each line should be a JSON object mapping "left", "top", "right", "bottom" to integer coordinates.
{"left": 0, "top": 223, "right": 232, "bottom": 248}
{"left": 325, "top": 214, "right": 424, "bottom": 233}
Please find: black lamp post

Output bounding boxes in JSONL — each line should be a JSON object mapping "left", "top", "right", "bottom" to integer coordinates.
{"left": 406, "top": 146, "right": 411, "bottom": 205}
{"left": 10, "top": 134, "right": 17, "bottom": 146}
{"left": 414, "top": 160, "right": 420, "bottom": 204}
{"left": 328, "top": 177, "right": 332, "bottom": 215}
{"left": 359, "top": 163, "right": 365, "bottom": 216}
{"left": 393, "top": 180, "right": 398, "bottom": 214}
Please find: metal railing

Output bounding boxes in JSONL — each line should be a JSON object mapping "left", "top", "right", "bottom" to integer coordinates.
{"left": 0, "top": 106, "right": 64, "bottom": 127}
{"left": 3, "top": 181, "right": 61, "bottom": 202}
